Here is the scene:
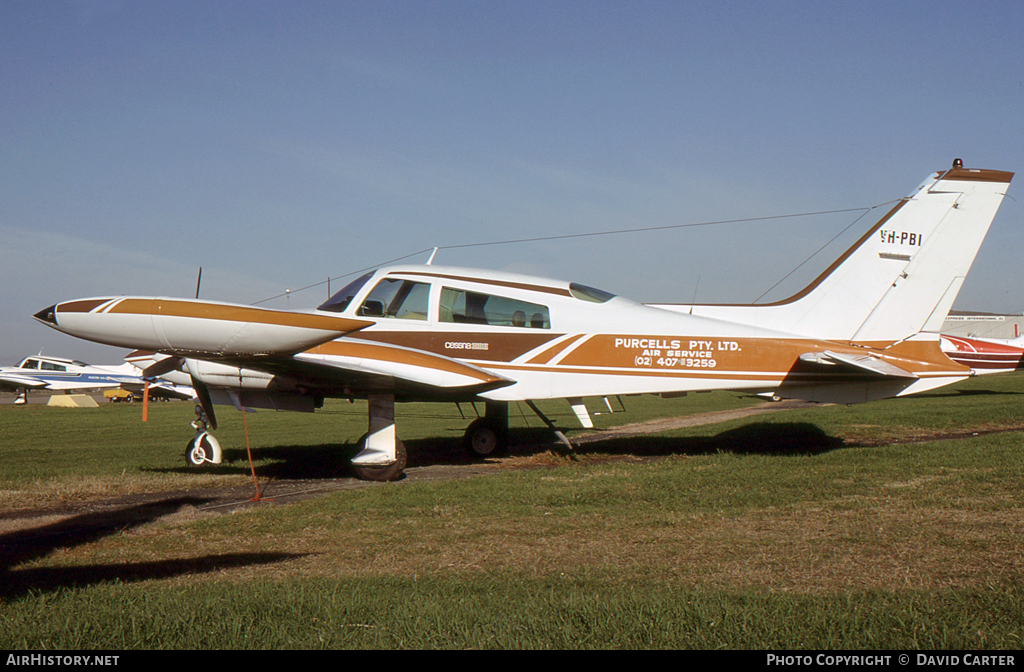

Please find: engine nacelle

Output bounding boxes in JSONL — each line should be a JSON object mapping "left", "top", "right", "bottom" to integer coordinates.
{"left": 35, "top": 297, "right": 371, "bottom": 356}
{"left": 185, "top": 358, "right": 275, "bottom": 390}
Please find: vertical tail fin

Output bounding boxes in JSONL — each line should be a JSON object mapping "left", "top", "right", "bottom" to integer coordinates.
{"left": 660, "top": 161, "right": 1013, "bottom": 342}
{"left": 849, "top": 164, "right": 1013, "bottom": 342}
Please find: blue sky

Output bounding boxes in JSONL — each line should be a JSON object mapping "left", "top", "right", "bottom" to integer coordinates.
{"left": 2, "top": 0, "right": 1022, "bottom": 363}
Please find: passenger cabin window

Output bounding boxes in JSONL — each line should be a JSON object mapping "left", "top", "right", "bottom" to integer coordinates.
{"left": 439, "top": 287, "right": 550, "bottom": 328}
{"left": 358, "top": 279, "right": 430, "bottom": 320}
{"left": 40, "top": 361, "right": 66, "bottom": 372}
{"left": 318, "top": 272, "right": 374, "bottom": 313}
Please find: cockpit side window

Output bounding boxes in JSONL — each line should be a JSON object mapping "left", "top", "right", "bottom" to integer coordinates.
{"left": 20, "top": 359, "right": 39, "bottom": 369}
{"left": 318, "top": 272, "right": 374, "bottom": 314}
{"left": 438, "top": 287, "right": 550, "bottom": 328}
{"left": 358, "top": 279, "right": 430, "bottom": 320}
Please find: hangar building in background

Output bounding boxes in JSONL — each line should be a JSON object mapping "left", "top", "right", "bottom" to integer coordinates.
{"left": 941, "top": 311, "right": 1024, "bottom": 340}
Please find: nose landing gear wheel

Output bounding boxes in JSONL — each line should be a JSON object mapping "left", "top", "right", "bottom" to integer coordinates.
{"left": 185, "top": 432, "right": 220, "bottom": 467}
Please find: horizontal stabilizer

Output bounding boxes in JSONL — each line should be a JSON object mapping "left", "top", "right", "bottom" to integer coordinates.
{"left": 799, "top": 350, "right": 918, "bottom": 379}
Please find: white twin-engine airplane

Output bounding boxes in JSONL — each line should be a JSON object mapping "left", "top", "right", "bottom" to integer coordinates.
{"left": 0, "top": 354, "right": 194, "bottom": 403}
{"left": 33, "top": 161, "right": 1013, "bottom": 481}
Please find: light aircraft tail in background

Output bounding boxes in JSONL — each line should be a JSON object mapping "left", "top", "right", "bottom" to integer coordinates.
{"left": 940, "top": 334, "right": 1024, "bottom": 375}
{"left": 33, "top": 161, "right": 1013, "bottom": 480}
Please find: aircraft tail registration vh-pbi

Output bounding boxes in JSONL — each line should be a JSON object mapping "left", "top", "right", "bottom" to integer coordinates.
{"left": 33, "top": 161, "right": 1013, "bottom": 481}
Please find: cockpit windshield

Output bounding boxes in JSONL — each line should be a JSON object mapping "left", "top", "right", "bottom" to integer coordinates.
{"left": 318, "top": 272, "right": 374, "bottom": 313}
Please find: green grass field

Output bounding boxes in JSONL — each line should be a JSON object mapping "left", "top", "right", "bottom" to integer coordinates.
{"left": 2, "top": 375, "right": 1023, "bottom": 649}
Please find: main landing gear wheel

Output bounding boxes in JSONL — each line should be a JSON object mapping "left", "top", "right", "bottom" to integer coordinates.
{"left": 185, "top": 432, "right": 220, "bottom": 467}
{"left": 462, "top": 417, "right": 509, "bottom": 457}
{"left": 351, "top": 435, "right": 407, "bottom": 482}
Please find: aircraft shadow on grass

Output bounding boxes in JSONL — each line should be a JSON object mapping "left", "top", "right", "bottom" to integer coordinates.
{"left": 914, "top": 387, "right": 1024, "bottom": 398}
{"left": 568, "top": 421, "right": 847, "bottom": 459}
{"left": 145, "top": 419, "right": 847, "bottom": 482}
{"left": 0, "top": 497, "right": 304, "bottom": 600}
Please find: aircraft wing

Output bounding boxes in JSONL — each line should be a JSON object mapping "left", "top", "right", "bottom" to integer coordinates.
{"left": 215, "top": 339, "right": 517, "bottom": 401}
{"left": 0, "top": 373, "right": 52, "bottom": 390}
{"left": 797, "top": 350, "right": 919, "bottom": 379}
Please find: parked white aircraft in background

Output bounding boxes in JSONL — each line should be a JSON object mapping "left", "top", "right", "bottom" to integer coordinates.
{"left": 32, "top": 161, "right": 1013, "bottom": 480}
{"left": 0, "top": 354, "right": 194, "bottom": 404}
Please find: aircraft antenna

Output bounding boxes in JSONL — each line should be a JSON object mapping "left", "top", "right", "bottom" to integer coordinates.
{"left": 253, "top": 205, "right": 881, "bottom": 306}
{"left": 751, "top": 201, "right": 894, "bottom": 303}
{"left": 426, "top": 247, "right": 439, "bottom": 265}
{"left": 195, "top": 267, "right": 203, "bottom": 299}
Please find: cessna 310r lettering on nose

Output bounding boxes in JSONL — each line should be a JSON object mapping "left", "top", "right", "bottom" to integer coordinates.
{"left": 33, "top": 161, "right": 1013, "bottom": 481}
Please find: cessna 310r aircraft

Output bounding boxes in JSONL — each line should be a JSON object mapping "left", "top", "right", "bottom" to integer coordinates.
{"left": 32, "top": 161, "right": 1013, "bottom": 481}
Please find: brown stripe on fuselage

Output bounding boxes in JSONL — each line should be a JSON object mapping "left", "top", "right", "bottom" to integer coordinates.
{"left": 391, "top": 271, "right": 574, "bottom": 298}
{"left": 305, "top": 339, "right": 507, "bottom": 384}
{"left": 545, "top": 334, "right": 967, "bottom": 377}
{"left": 527, "top": 334, "right": 587, "bottom": 364}
{"left": 486, "top": 351, "right": 964, "bottom": 383}
{"left": 57, "top": 298, "right": 114, "bottom": 314}
{"left": 343, "top": 330, "right": 965, "bottom": 381}
{"left": 108, "top": 299, "right": 371, "bottom": 333}
{"left": 320, "top": 330, "right": 968, "bottom": 388}
{"left": 350, "top": 330, "right": 562, "bottom": 362}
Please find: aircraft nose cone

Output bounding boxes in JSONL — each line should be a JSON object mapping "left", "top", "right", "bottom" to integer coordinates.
{"left": 33, "top": 304, "right": 59, "bottom": 326}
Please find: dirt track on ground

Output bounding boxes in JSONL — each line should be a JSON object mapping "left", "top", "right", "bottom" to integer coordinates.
{"left": 0, "top": 400, "right": 816, "bottom": 530}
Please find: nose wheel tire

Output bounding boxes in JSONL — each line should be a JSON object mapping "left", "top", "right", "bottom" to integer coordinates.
{"left": 185, "top": 432, "right": 220, "bottom": 467}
